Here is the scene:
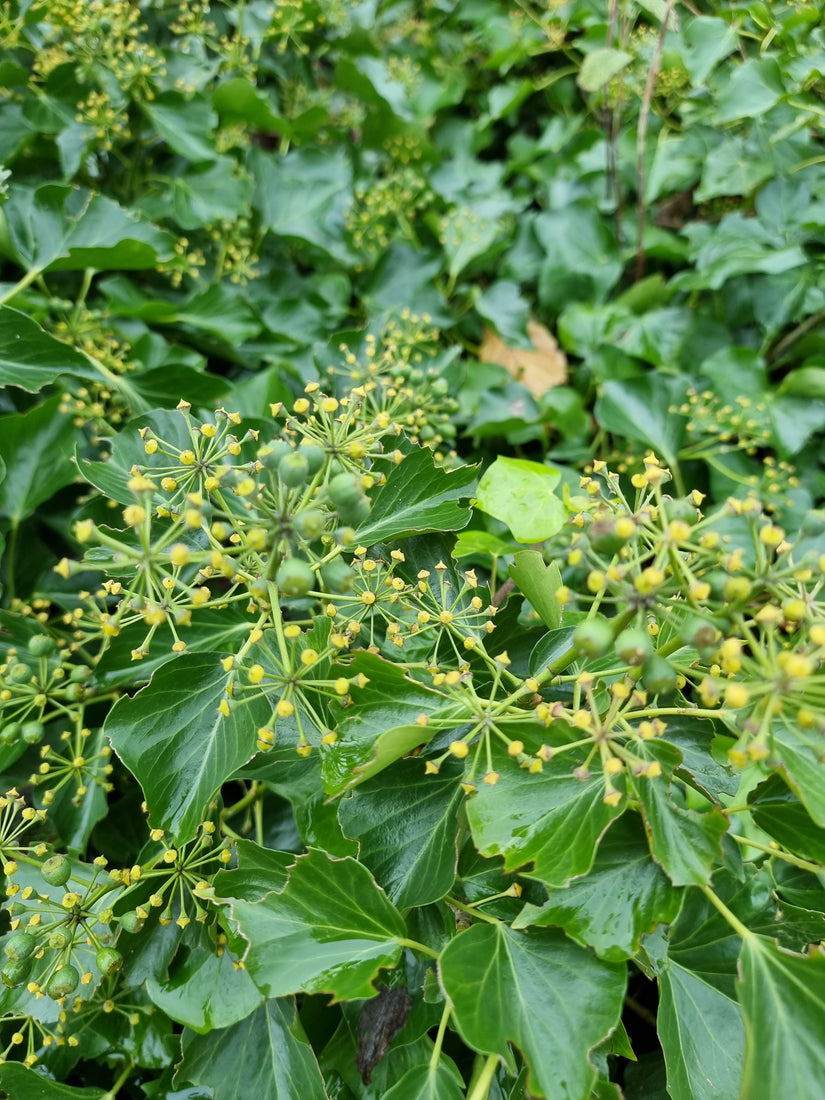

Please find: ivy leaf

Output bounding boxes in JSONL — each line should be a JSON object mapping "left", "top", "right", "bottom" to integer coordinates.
{"left": 338, "top": 759, "right": 464, "bottom": 908}
{"left": 356, "top": 447, "right": 476, "bottom": 546}
{"left": 440, "top": 923, "right": 626, "bottom": 1100}
{"left": 0, "top": 395, "right": 84, "bottom": 523}
{"left": 513, "top": 814, "right": 682, "bottom": 960}
{"left": 738, "top": 939, "right": 825, "bottom": 1098}
{"left": 104, "top": 654, "right": 270, "bottom": 843}
{"left": 466, "top": 739, "right": 623, "bottom": 887}
{"left": 508, "top": 550, "right": 562, "bottom": 628}
{"left": 747, "top": 774, "right": 825, "bottom": 863}
{"left": 0, "top": 1064, "right": 107, "bottom": 1099}
{"left": 224, "top": 849, "right": 406, "bottom": 1001}
{"left": 577, "top": 48, "right": 633, "bottom": 92}
{"left": 636, "top": 742, "right": 728, "bottom": 886}
{"left": 772, "top": 712, "right": 825, "bottom": 827}
{"left": 381, "top": 1060, "right": 465, "bottom": 1100}
{"left": 178, "top": 999, "right": 330, "bottom": 1099}
{"left": 474, "top": 456, "right": 564, "bottom": 543}
{"left": 0, "top": 306, "right": 104, "bottom": 391}
{"left": 595, "top": 376, "right": 688, "bottom": 470}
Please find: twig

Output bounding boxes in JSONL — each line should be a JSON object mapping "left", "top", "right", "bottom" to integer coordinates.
{"left": 766, "top": 305, "right": 825, "bottom": 364}
{"left": 635, "top": 0, "right": 676, "bottom": 282}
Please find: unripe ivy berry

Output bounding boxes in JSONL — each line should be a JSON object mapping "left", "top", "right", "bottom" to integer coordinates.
{"left": 276, "top": 557, "right": 315, "bottom": 597}
{"left": 21, "top": 721, "right": 45, "bottom": 745}
{"left": 69, "top": 665, "right": 92, "bottom": 683}
{"left": 28, "top": 635, "right": 56, "bottom": 658}
{"left": 321, "top": 558, "right": 354, "bottom": 594}
{"left": 328, "top": 472, "right": 363, "bottom": 509}
{"left": 96, "top": 947, "right": 123, "bottom": 975}
{"left": 641, "top": 655, "right": 678, "bottom": 696}
{"left": 299, "top": 445, "right": 326, "bottom": 476}
{"left": 41, "top": 855, "right": 71, "bottom": 887}
{"left": 2, "top": 956, "right": 33, "bottom": 987}
{"left": 4, "top": 931, "right": 38, "bottom": 963}
{"left": 574, "top": 617, "right": 614, "bottom": 657}
{"left": 335, "top": 495, "right": 371, "bottom": 527}
{"left": 120, "top": 911, "right": 146, "bottom": 934}
{"left": 333, "top": 526, "right": 357, "bottom": 548}
{"left": 293, "top": 510, "right": 326, "bottom": 541}
{"left": 615, "top": 628, "right": 654, "bottom": 667}
{"left": 259, "top": 442, "right": 292, "bottom": 469}
{"left": 0, "top": 722, "right": 21, "bottom": 746}
{"left": 278, "top": 451, "right": 310, "bottom": 488}
{"left": 588, "top": 519, "right": 626, "bottom": 556}
{"left": 47, "top": 963, "right": 80, "bottom": 999}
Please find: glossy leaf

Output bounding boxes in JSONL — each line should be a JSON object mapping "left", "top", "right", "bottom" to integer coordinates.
{"left": 0, "top": 1065, "right": 106, "bottom": 1098}
{"left": 381, "top": 1060, "right": 465, "bottom": 1100}
{"left": 747, "top": 774, "right": 825, "bottom": 863}
{"left": 0, "top": 394, "right": 84, "bottom": 522}
{"left": 224, "top": 849, "right": 406, "bottom": 1001}
{"left": 513, "top": 814, "right": 682, "bottom": 960}
{"left": 356, "top": 447, "right": 476, "bottom": 545}
{"left": 0, "top": 306, "right": 103, "bottom": 391}
{"left": 508, "top": 550, "right": 562, "bottom": 628}
{"left": 738, "top": 938, "right": 825, "bottom": 1099}
{"left": 595, "top": 376, "right": 687, "bottom": 470}
{"left": 338, "top": 760, "right": 464, "bottom": 908}
{"left": 104, "top": 654, "right": 269, "bottom": 842}
{"left": 466, "top": 740, "right": 623, "bottom": 887}
{"left": 440, "top": 922, "right": 626, "bottom": 1100}
{"left": 179, "top": 999, "right": 329, "bottom": 1099}
{"left": 474, "top": 456, "right": 564, "bottom": 543}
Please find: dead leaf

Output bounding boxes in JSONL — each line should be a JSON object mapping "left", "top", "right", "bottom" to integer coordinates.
{"left": 479, "top": 319, "right": 567, "bottom": 397}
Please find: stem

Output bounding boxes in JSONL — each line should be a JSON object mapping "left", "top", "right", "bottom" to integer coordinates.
{"left": 634, "top": 0, "right": 676, "bottom": 282}
{"left": 466, "top": 1054, "right": 500, "bottom": 1100}
{"left": 102, "top": 1059, "right": 133, "bottom": 1099}
{"left": 395, "top": 937, "right": 440, "bottom": 960}
{"left": 0, "top": 266, "right": 42, "bottom": 307}
{"left": 445, "top": 895, "right": 501, "bottom": 926}
{"left": 4, "top": 520, "right": 18, "bottom": 604}
{"left": 730, "top": 833, "right": 822, "bottom": 873}
{"left": 766, "top": 305, "right": 825, "bottom": 364}
{"left": 698, "top": 884, "right": 754, "bottom": 941}
{"left": 429, "top": 1002, "right": 452, "bottom": 1070}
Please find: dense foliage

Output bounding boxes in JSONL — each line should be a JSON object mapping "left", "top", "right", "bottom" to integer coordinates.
{"left": 1, "top": 1, "right": 825, "bottom": 1097}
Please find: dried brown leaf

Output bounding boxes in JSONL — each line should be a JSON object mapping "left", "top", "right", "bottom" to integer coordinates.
{"left": 479, "top": 320, "right": 567, "bottom": 397}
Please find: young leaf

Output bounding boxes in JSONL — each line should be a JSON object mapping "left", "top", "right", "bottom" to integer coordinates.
{"left": 474, "top": 456, "right": 564, "bottom": 543}
{"left": 224, "top": 849, "right": 406, "bottom": 1001}
{"left": 508, "top": 550, "right": 562, "bottom": 628}
{"left": 440, "top": 923, "right": 626, "bottom": 1100}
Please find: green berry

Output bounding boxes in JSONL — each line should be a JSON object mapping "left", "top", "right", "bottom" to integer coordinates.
{"left": 48, "top": 929, "right": 70, "bottom": 950}
{"left": 321, "top": 558, "right": 355, "bottom": 594}
{"left": 28, "top": 635, "right": 56, "bottom": 658}
{"left": 588, "top": 519, "right": 625, "bottom": 556}
{"left": 96, "top": 947, "right": 123, "bottom": 975}
{"left": 120, "top": 911, "right": 146, "bottom": 934}
{"left": 69, "top": 665, "right": 92, "bottom": 683}
{"left": 615, "top": 628, "right": 654, "bottom": 667}
{"left": 278, "top": 451, "right": 310, "bottom": 488}
{"left": 276, "top": 557, "right": 315, "bottom": 597}
{"left": 293, "top": 509, "right": 326, "bottom": 541}
{"left": 259, "top": 442, "right": 292, "bottom": 470}
{"left": 0, "top": 722, "right": 21, "bottom": 746}
{"left": 574, "top": 618, "right": 614, "bottom": 657}
{"left": 333, "top": 526, "right": 357, "bottom": 548}
{"left": 41, "top": 855, "right": 71, "bottom": 887}
{"left": 663, "top": 496, "right": 700, "bottom": 525}
{"left": 7, "top": 663, "right": 31, "bottom": 683}
{"left": 679, "top": 616, "right": 720, "bottom": 653}
{"left": 641, "top": 655, "right": 678, "bottom": 696}
{"left": 299, "top": 445, "right": 326, "bottom": 476}
{"left": 47, "top": 963, "right": 80, "bottom": 999}
{"left": 2, "top": 956, "right": 33, "bottom": 987}
{"left": 21, "top": 721, "right": 45, "bottom": 745}
{"left": 328, "top": 472, "right": 363, "bottom": 509}
{"left": 4, "top": 931, "right": 38, "bottom": 963}
{"left": 335, "top": 494, "right": 371, "bottom": 527}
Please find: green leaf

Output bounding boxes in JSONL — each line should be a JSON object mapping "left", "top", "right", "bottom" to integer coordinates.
{"left": 440, "top": 922, "right": 626, "bottom": 1099}
{"left": 212, "top": 839, "right": 294, "bottom": 903}
{"left": 747, "top": 775, "right": 825, "bottom": 863}
{"left": 0, "top": 1065, "right": 106, "bottom": 1099}
{"left": 143, "top": 92, "right": 218, "bottom": 161}
{"left": 535, "top": 205, "right": 623, "bottom": 311}
{"left": 146, "top": 923, "right": 263, "bottom": 1033}
{"left": 577, "top": 48, "right": 633, "bottom": 92}
{"left": 474, "top": 457, "right": 564, "bottom": 543}
{"left": 224, "top": 848, "right": 406, "bottom": 1001}
{"left": 250, "top": 146, "right": 353, "bottom": 263}
{"left": 772, "top": 712, "right": 825, "bottom": 826}
{"left": 178, "top": 999, "right": 329, "bottom": 1099}
{"left": 0, "top": 306, "right": 103, "bottom": 391}
{"left": 595, "top": 376, "right": 688, "bottom": 470}
{"left": 508, "top": 550, "right": 562, "bottom": 628}
{"left": 513, "top": 814, "right": 682, "bottom": 960}
{"left": 441, "top": 199, "right": 511, "bottom": 280}
{"left": 0, "top": 394, "right": 84, "bottom": 523}
{"left": 320, "top": 653, "right": 444, "bottom": 797}
{"left": 466, "top": 739, "right": 623, "bottom": 887}
{"left": 356, "top": 447, "right": 476, "bottom": 545}
{"left": 382, "top": 1060, "right": 465, "bottom": 1100}
{"left": 737, "top": 938, "right": 825, "bottom": 1099}
{"left": 339, "top": 760, "right": 464, "bottom": 908}
{"left": 713, "top": 58, "right": 785, "bottom": 124}
{"left": 658, "top": 961, "right": 745, "bottom": 1100}
{"left": 636, "top": 746, "right": 728, "bottom": 886}
{"left": 104, "top": 654, "right": 269, "bottom": 842}
{"left": 682, "top": 16, "right": 738, "bottom": 85}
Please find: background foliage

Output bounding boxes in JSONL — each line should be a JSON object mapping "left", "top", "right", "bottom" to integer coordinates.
{"left": 1, "top": 0, "right": 825, "bottom": 1098}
